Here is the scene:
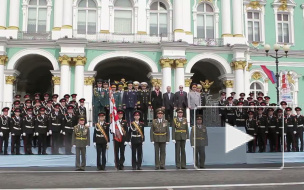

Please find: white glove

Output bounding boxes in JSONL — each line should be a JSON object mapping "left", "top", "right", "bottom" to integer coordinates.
{"left": 128, "top": 142, "right": 131, "bottom": 146}
{"left": 36, "top": 132, "right": 39, "bottom": 136}
{"left": 73, "top": 145, "right": 76, "bottom": 147}
{"left": 23, "top": 133, "right": 26, "bottom": 136}
{"left": 49, "top": 130, "right": 52, "bottom": 135}
{"left": 62, "top": 132, "right": 66, "bottom": 135}
{"left": 107, "top": 143, "right": 110, "bottom": 149}
{"left": 47, "top": 132, "right": 49, "bottom": 136}
{"left": 124, "top": 142, "right": 128, "bottom": 146}
{"left": 93, "top": 142, "right": 96, "bottom": 147}
{"left": 12, "top": 133, "right": 15, "bottom": 136}
{"left": 186, "top": 139, "right": 190, "bottom": 142}
{"left": 166, "top": 142, "right": 169, "bottom": 145}
{"left": 265, "top": 131, "right": 268, "bottom": 134}
{"left": 284, "top": 133, "right": 286, "bottom": 136}
{"left": 192, "top": 146, "right": 194, "bottom": 148}
{"left": 60, "top": 130, "right": 62, "bottom": 134}
{"left": 151, "top": 141, "right": 154, "bottom": 144}
{"left": 219, "top": 114, "right": 222, "bottom": 116}
{"left": 0, "top": 132, "right": 3, "bottom": 137}
{"left": 86, "top": 145, "right": 89, "bottom": 147}
{"left": 33, "top": 133, "right": 35, "bottom": 136}
{"left": 225, "top": 119, "right": 228, "bottom": 122}
{"left": 234, "top": 125, "right": 237, "bottom": 127}
{"left": 172, "top": 140, "right": 176, "bottom": 144}
{"left": 294, "top": 131, "right": 297, "bottom": 134}
{"left": 142, "top": 142, "right": 145, "bottom": 145}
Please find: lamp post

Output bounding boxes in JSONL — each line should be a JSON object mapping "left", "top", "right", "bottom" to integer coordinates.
{"left": 264, "top": 44, "right": 290, "bottom": 105}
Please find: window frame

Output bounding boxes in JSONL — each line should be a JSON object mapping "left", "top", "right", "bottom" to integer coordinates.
{"left": 250, "top": 81, "right": 264, "bottom": 100}
{"left": 196, "top": 3, "right": 215, "bottom": 39}
{"left": 276, "top": 13, "right": 291, "bottom": 44}
{"left": 113, "top": 0, "right": 134, "bottom": 34}
{"left": 76, "top": 0, "right": 98, "bottom": 35}
{"left": 149, "top": 1, "right": 169, "bottom": 37}
{"left": 246, "top": 11, "right": 262, "bottom": 42}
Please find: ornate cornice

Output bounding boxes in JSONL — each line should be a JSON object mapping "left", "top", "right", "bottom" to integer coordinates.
{"left": 247, "top": 63, "right": 253, "bottom": 71}
{"left": 73, "top": 56, "right": 87, "bottom": 66}
{"left": 231, "top": 61, "right": 247, "bottom": 70}
{"left": 6, "top": 76, "right": 16, "bottom": 84}
{"left": 159, "top": 58, "right": 174, "bottom": 68}
{"left": 185, "top": 79, "right": 192, "bottom": 87}
{"left": 0, "top": 55, "right": 8, "bottom": 65}
{"left": 252, "top": 72, "right": 262, "bottom": 80}
{"left": 151, "top": 79, "right": 162, "bottom": 87}
{"left": 84, "top": 77, "right": 95, "bottom": 85}
{"left": 52, "top": 76, "right": 60, "bottom": 85}
{"left": 246, "top": 1, "right": 262, "bottom": 10}
{"left": 58, "top": 55, "right": 71, "bottom": 66}
{"left": 223, "top": 80, "right": 234, "bottom": 88}
{"left": 174, "top": 59, "right": 187, "bottom": 68}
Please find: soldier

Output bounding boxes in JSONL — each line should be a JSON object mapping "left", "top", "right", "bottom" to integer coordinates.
{"left": 267, "top": 108, "right": 278, "bottom": 152}
{"left": 72, "top": 116, "right": 90, "bottom": 171}
{"left": 111, "top": 83, "right": 122, "bottom": 109}
{"left": 49, "top": 104, "right": 64, "bottom": 155}
{"left": 64, "top": 94, "right": 70, "bottom": 104}
{"left": 256, "top": 97, "right": 264, "bottom": 106}
{"left": 123, "top": 81, "right": 137, "bottom": 124}
{"left": 133, "top": 81, "right": 140, "bottom": 93}
{"left": 93, "top": 79, "right": 105, "bottom": 124}
{"left": 52, "top": 94, "right": 59, "bottom": 106}
{"left": 235, "top": 102, "right": 247, "bottom": 127}
{"left": 59, "top": 98, "right": 67, "bottom": 115}
{"left": 11, "top": 100, "right": 22, "bottom": 117}
{"left": 0, "top": 107, "right": 11, "bottom": 155}
{"left": 264, "top": 96, "right": 271, "bottom": 106}
{"left": 245, "top": 111, "right": 257, "bottom": 153}
{"left": 10, "top": 108, "right": 23, "bottom": 155}
{"left": 114, "top": 110, "right": 128, "bottom": 170}
{"left": 277, "top": 109, "right": 285, "bottom": 152}
{"left": 33, "top": 99, "right": 42, "bottom": 116}
{"left": 63, "top": 105, "right": 78, "bottom": 155}
{"left": 70, "top": 94, "right": 78, "bottom": 108}
{"left": 225, "top": 97, "right": 236, "bottom": 126}
{"left": 218, "top": 92, "right": 226, "bottom": 127}
{"left": 172, "top": 108, "right": 189, "bottom": 169}
{"left": 190, "top": 114, "right": 208, "bottom": 168}
{"left": 285, "top": 107, "right": 296, "bottom": 152}
{"left": 45, "top": 100, "right": 53, "bottom": 115}
{"left": 42, "top": 93, "right": 50, "bottom": 107}
{"left": 137, "top": 82, "right": 150, "bottom": 126}
{"left": 151, "top": 84, "right": 163, "bottom": 119}
{"left": 128, "top": 110, "right": 145, "bottom": 170}
{"left": 118, "top": 82, "right": 124, "bottom": 105}
{"left": 257, "top": 91, "right": 264, "bottom": 99}
{"left": 295, "top": 107, "right": 304, "bottom": 152}
{"left": 35, "top": 107, "right": 49, "bottom": 155}
{"left": 102, "top": 80, "right": 110, "bottom": 122}
{"left": 93, "top": 112, "right": 110, "bottom": 170}
{"left": 76, "top": 98, "right": 87, "bottom": 123}
{"left": 21, "top": 94, "right": 31, "bottom": 108}
{"left": 22, "top": 99, "right": 32, "bottom": 117}
{"left": 188, "top": 83, "right": 201, "bottom": 126}
{"left": 239, "top": 93, "right": 246, "bottom": 105}
{"left": 22, "top": 107, "right": 35, "bottom": 155}
{"left": 230, "top": 92, "right": 237, "bottom": 104}
{"left": 256, "top": 107, "right": 268, "bottom": 152}
{"left": 151, "top": 108, "right": 170, "bottom": 170}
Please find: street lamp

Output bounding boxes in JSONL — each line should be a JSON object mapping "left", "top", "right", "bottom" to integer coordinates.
{"left": 264, "top": 44, "right": 290, "bottom": 104}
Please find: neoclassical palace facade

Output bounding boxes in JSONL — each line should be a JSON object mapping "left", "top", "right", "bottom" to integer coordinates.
{"left": 0, "top": 0, "right": 304, "bottom": 111}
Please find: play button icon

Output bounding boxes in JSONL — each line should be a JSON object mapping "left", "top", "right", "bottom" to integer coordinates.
{"left": 225, "top": 123, "right": 254, "bottom": 153}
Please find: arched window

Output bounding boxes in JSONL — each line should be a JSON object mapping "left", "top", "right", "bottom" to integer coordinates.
{"left": 196, "top": 3, "right": 214, "bottom": 39}
{"left": 150, "top": 1, "right": 168, "bottom": 37}
{"left": 27, "top": 0, "right": 47, "bottom": 32}
{"left": 77, "top": 0, "right": 97, "bottom": 34}
{"left": 250, "top": 82, "right": 263, "bottom": 99}
{"left": 114, "top": 0, "right": 133, "bottom": 34}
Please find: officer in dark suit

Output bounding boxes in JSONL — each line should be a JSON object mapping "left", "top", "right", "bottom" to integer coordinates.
{"left": 102, "top": 80, "right": 110, "bottom": 122}
{"left": 10, "top": 108, "right": 23, "bottom": 155}
{"left": 218, "top": 92, "right": 226, "bottom": 127}
{"left": 111, "top": 83, "right": 122, "bottom": 109}
{"left": 93, "top": 79, "right": 105, "bottom": 124}
{"left": 235, "top": 102, "right": 247, "bottom": 127}
{"left": 22, "top": 107, "right": 35, "bottom": 155}
{"left": 63, "top": 105, "right": 78, "bottom": 155}
{"left": 114, "top": 110, "right": 128, "bottom": 170}
{"left": 128, "top": 110, "right": 145, "bottom": 170}
{"left": 49, "top": 104, "right": 64, "bottom": 154}
{"left": 72, "top": 116, "right": 90, "bottom": 171}
{"left": 256, "top": 107, "right": 268, "bottom": 152}
{"left": 172, "top": 108, "right": 189, "bottom": 169}
{"left": 285, "top": 107, "right": 296, "bottom": 152}
{"left": 277, "top": 109, "right": 285, "bottom": 152}
{"left": 0, "top": 107, "right": 11, "bottom": 155}
{"left": 59, "top": 98, "right": 67, "bottom": 115}
{"left": 225, "top": 97, "right": 236, "bottom": 126}
{"left": 246, "top": 111, "right": 257, "bottom": 153}
{"left": 266, "top": 108, "right": 278, "bottom": 152}
{"left": 76, "top": 98, "right": 87, "bottom": 124}
{"left": 123, "top": 81, "right": 137, "bottom": 124}
{"left": 174, "top": 85, "right": 188, "bottom": 116}
{"left": 151, "top": 84, "right": 163, "bottom": 119}
{"left": 137, "top": 82, "right": 150, "bottom": 126}
{"left": 295, "top": 107, "right": 304, "bottom": 152}
{"left": 93, "top": 112, "right": 110, "bottom": 170}
{"left": 190, "top": 114, "right": 208, "bottom": 168}
{"left": 162, "top": 86, "right": 175, "bottom": 126}
{"left": 35, "top": 107, "right": 49, "bottom": 155}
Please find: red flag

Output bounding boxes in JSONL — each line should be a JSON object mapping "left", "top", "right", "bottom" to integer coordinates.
{"left": 109, "top": 82, "right": 123, "bottom": 142}
{"left": 261, "top": 65, "right": 276, "bottom": 84}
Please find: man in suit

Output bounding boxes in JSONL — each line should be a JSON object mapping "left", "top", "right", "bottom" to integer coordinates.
{"left": 151, "top": 84, "right": 163, "bottom": 119}
{"left": 123, "top": 81, "right": 137, "bottom": 124}
{"left": 174, "top": 85, "right": 188, "bottom": 117}
{"left": 162, "top": 86, "right": 174, "bottom": 126}
{"left": 150, "top": 108, "right": 170, "bottom": 170}
{"left": 72, "top": 116, "right": 90, "bottom": 171}
{"left": 188, "top": 83, "right": 201, "bottom": 126}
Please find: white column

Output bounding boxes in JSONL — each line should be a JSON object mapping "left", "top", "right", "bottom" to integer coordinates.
{"left": 174, "top": 59, "right": 186, "bottom": 92}
{"left": 4, "top": 76, "right": 15, "bottom": 108}
{"left": 0, "top": 56, "right": 8, "bottom": 107}
{"left": 58, "top": 56, "right": 71, "bottom": 98}
{"left": 221, "top": 0, "right": 232, "bottom": 37}
{"left": 173, "top": 0, "right": 185, "bottom": 41}
{"left": 0, "top": 0, "right": 7, "bottom": 29}
{"left": 137, "top": 0, "right": 146, "bottom": 33}
{"left": 244, "top": 64, "right": 252, "bottom": 97}
{"left": 8, "top": 0, "right": 20, "bottom": 30}
{"left": 224, "top": 80, "right": 234, "bottom": 96}
{"left": 232, "top": 61, "right": 246, "bottom": 99}
{"left": 73, "top": 56, "right": 86, "bottom": 99}
{"left": 53, "top": 0, "right": 63, "bottom": 30}
{"left": 61, "top": 0, "right": 73, "bottom": 37}
{"left": 52, "top": 76, "right": 60, "bottom": 95}
{"left": 232, "top": 0, "right": 244, "bottom": 37}
{"left": 100, "top": 0, "right": 110, "bottom": 33}
{"left": 160, "top": 59, "right": 173, "bottom": 93}
{"left": 84, "top": 75, "right": 95, "bottom": 124}
{"left": 183, "top": 0, "right": 191, "bottom": 33}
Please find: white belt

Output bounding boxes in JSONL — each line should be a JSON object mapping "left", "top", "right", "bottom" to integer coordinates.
{"left": 65, "top": 126, "right": 74, "bottom": 129}
{"left": 269, "top": 126, "right": 276, "bottom": 128}
{"left": 259, "top": 126, "right": 265, "bottom": 128}
{"left": 236, "top": 119, "right": 245, "bottom": 121}
{"left": 1, "top": 127, "right": 9, "bottom": 129}
{"left": 38, "top": 125, "right": 47, "bottom": 128}
{"left": 13, "top": 127, "right": 21, "bottom": 130}
{"left": 96, "top": 134, "right": 104, "bottom": 137}
{"left": 25, "top": 126, "right": 34, "bottom": 129}
{"left": 247, "top": 128, "right": 255, "bottom": 131}
{"left": 227, "top": 113, "right": 234, "bottom": 115}
{"left": 52, "top": 123, "right": 61, "bottom": 126}
{"left": 132, "top": 135, "right": 141, "bottom": 137}
{"left": 298, "top": 125, "right": 303, "bottom": 127}
{"left": 287, "top": 125, "right": 294, "bottom": 127}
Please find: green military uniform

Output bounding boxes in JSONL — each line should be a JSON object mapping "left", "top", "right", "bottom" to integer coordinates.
{"left": 172, "top": 116, "right": 189, "bottom": 169}
{"left": 93, "top": 79, "right": 105, "bottom": 124}
{"left": 150, "top": 108, "right": 170, "bottom": 169}
{"left": 190, "top": 115, "right": 208, "bottom": 169}
{"left": 72, "top": 120, "right": 90, "bottom": 171}
{"left": 113, "top": 91, "right": 122, "bottom": 108}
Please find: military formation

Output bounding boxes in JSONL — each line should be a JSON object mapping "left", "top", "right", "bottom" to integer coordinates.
{"left": 218, "top": 91, "right": 304, "bottom": 153}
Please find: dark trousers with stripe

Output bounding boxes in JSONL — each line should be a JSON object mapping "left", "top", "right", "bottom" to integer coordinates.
{"left": 11, "top": 135, "right": 21, "bottom": 154}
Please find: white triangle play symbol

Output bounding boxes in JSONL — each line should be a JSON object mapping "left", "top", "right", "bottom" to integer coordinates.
{"left": 225, "top": 123, "right": 254, "bottom": 153}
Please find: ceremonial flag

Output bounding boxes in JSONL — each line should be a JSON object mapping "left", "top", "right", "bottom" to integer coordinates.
{"left": 261, "top": 65, "right": 277, "bottom": 84}
{"left": 109, "top": 80, "right": 123, "bottom": 142}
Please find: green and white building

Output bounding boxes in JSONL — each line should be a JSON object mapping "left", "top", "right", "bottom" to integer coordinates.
{"left": 0, "top": 0, "right": 304, "bottom": 111}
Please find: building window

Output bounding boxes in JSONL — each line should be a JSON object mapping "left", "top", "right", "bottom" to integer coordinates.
{"left": 247, "top": 11, "right": 261, "bottom": 42}
{"left": 277, "top": 13, "right": 290, "bottom": 43}
{"left": 114, "top": 0, "right": 133, "bottom": 34}
{"left": 27, "top": 0, "right": 47, "bottom": 32}
{"left": 77, "top": 0, "right": 97, "bottom": 35}
{"left": 250, "top": 82, "right": 263, "bottom": 99}
{"left": 150, "top": 1, "right": 168, "bottom": 37}
{"left": 196, "top": 3, "right": 214, "bottom": 39}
